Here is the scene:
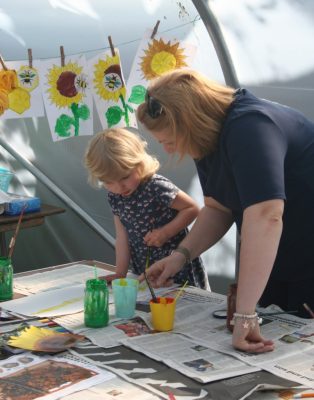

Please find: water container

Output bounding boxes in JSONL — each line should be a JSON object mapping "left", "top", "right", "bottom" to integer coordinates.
{"left": 0, "top": 167, "right": 14, "bottom": 193}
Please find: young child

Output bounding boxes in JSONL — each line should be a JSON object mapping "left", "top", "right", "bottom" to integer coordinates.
{"left": 84, "top": 128, "right": 208, "bottom": 289}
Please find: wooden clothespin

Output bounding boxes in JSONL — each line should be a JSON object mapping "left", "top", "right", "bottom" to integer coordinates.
{"left": 0, "top": 54, "right": 8, "bottom": 70}
{"left": 108, "top": 36, "right": 115, "bottom": 57}
{"left": 151, "top": 20, "right": 160, "bottom": 39}
{"left": 60, "top": 45, "right": 65, "bottom": 67}
{"left": 27, "top": 49, "right": 33, "bottom": 68}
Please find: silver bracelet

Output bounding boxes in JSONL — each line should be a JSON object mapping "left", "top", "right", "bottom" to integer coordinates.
{"left": 233, "top": 312, "right": 258, "bottom": 319}
{"left": 230, "top": 312, "right": 262, "bottom": 329}
{"left": 170, "top": 246, "right": 191, "bottom": 264}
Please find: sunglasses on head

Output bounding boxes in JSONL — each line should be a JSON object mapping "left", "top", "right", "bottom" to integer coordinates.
{"left": 145, "top": 92, "right": 163, "bottom": 119}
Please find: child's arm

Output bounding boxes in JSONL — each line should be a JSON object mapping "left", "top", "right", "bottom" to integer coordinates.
{"left": 144, "top": 190, "right": 199, "bottom": 247}
{"left": 101, "top": 215, "right": 130, "bottom": 282}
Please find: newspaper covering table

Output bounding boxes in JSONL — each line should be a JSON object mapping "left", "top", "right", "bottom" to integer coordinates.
{"left": 2, "top": 262, "right": 313, "bottom": 399}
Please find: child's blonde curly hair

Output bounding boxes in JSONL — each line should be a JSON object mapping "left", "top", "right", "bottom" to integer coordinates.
{"left": 84, "top": 128, "right": 160, "bottom": 187}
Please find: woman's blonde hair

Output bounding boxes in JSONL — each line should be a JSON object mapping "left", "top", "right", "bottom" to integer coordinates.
{"left": 137, "top": 69, "right": 235, "bottom": 159}
{"left": 84, "top": 128, "right": 160, "bottom": 186}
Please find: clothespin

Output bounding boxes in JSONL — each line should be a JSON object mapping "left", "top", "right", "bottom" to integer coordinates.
{"left": 60, "top": 45, "right": 65, "bottom": 67}
{"left": 27, "top": 49, "right": 33, "bottom": 68}
{"left": 151, "top": 20, "right": 160, "bottom": 39}
{"left": 108, "top": 36, "right": 115, "bottom": 56}
{"left": 0, "top": 54, "right": 8, "bottom": 70}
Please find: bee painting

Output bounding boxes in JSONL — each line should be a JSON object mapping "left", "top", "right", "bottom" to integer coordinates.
{"left": 74, "top": 73, "right": 89, "bottom": 94}
{"left": 104, "top": 72, "right": 122, "bottom": 92}
{"left": 17, "top": 66, "right": 39, "bottom": 92}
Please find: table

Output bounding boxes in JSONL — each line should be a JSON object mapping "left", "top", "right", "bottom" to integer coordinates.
{"left": 0, "top": 203, "right": 65, "bottom": 256}
{"left": 3, "top": 261, "right": 313, "bottom": 400}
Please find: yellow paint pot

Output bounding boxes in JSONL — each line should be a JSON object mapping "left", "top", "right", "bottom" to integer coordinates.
{"left": 149, "top": 297, "right": 176, "bottom": 332}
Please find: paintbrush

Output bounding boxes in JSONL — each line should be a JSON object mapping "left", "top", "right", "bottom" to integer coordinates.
{"left": 143, "top": 270, "right": 158, "bottom": 303}
{"left": 8, "top": 204, "right": 27, "bottom": 259}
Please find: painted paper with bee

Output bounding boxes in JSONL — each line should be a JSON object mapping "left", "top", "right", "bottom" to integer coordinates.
{"left": 39, "top": 54, "right": 93, "bottom": 141}
{"left": 0, "top": 59, "right": 45, "bottom": 119}
{"left": 87, "top": 48, "right": 137, "bottom": 130}
{"left": 126, "top": 29, "right": 197, "bottom": 111}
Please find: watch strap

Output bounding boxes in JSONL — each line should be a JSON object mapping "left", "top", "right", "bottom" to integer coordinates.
{"left": 171, "top": 246, "right": 191, "bottom": 264}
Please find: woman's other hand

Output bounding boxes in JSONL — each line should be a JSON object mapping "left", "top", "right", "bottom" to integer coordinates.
{"left": 232, "top": 317, "right": 274, "bottom": 353}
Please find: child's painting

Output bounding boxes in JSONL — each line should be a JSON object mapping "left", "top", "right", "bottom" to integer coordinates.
{"left": 127, "top": 29, "right": 197, "bottom": 109}
{"left": 39, "top": 54, "right": 93, "bottom": 141}
{"left": 0, "top": 60, "right": 44, "bottom": 119}
{"left": 0, "top": 353, "right": 112, "bottom": 400}
{"left": 88, "top": 49, "right": 137, "bottom": 130}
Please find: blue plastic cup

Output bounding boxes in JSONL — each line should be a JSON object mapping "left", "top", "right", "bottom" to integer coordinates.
{"left": 112, "top": 278, "right": 139, "bottom": 319}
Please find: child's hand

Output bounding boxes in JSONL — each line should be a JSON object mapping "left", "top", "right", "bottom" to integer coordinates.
{"left": 98, "top": 273, "right": 125, "bottom": 284}
{"left": 144, "top": 228, "right": 168, "bottom": 247}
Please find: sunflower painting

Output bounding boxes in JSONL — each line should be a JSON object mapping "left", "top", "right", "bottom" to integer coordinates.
{"left": 0, "top": 60, "right": 45, "bottom": 120}
{"left": 39, "top": 54, "right": 93, "bottom": 141}
{"left": 88, "top": 49, "right": 137, "bottom": 129}
{"left": 127, "top": 29, "right": 197, "bottom": 109}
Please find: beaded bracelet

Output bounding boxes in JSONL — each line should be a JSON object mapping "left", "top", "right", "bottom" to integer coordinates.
{"left": 230, "top": 312, "right": 263, "bottom": 329}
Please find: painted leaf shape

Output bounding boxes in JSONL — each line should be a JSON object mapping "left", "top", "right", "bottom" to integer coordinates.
{"left": 128, "top": 85, "right": 146, "bottom": 105}
{"left": 55, "top": 114, "right": 74, "bottom": 137}
{"left": 106, "top": 105, "right": 123, "bottom": 127}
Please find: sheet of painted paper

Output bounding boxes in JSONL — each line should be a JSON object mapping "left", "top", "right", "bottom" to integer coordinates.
{"left": 0, "top": 352, "right": 115, "bottom": 400}
{"left": 13, "top": 263, "right": 113, "bottom": 295}
{"left": 8, "top": 325, "right": 85, "bottom": 352}
{"left": 39, "top": 54, "right": 93, "bottom": 141}
{"left": 1, "top": 284, "right": 85, "bottom": 317}
{"left": 88, "top": 49, "right": 137, "bottom": 130}
{"left": 0, "top": 60, "right": 45, "bottom": 119}
{"left": 127, "top": 29, "right": 197, "bottom": 110}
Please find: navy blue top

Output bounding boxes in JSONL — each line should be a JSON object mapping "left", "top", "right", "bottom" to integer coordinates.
{"left": 195, "top": 89, "right": 314, "bottom": 281}
{"left": 108, "top": 174, "right": 207, "bottom": 288}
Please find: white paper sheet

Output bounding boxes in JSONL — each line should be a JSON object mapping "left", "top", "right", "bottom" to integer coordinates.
{"left": 1, "top": 285, "right": 86, "bottom": 317}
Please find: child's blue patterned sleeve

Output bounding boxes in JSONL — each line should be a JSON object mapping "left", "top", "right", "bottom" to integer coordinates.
{"left": 153, "top": 175, "right": 179, "bottom": 207}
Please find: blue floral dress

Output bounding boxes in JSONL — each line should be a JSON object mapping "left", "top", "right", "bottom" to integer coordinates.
{"left": 108, "top": 174, "right": 207, "bottom": 289}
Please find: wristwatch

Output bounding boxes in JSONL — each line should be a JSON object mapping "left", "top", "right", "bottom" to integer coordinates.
{"left": 170, "top": 246, "right": 191, "bottom": 264}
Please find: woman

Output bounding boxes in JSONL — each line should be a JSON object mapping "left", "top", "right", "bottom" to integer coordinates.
{"left": 136, "top": 69, "right": 314, "bottom": 353}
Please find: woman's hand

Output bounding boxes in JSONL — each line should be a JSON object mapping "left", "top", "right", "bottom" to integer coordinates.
{"left": 232, "top": 317, "right": 274, "bottom": 353}
{"left": 139, "top": 252, "right": 185, "bottom": 287}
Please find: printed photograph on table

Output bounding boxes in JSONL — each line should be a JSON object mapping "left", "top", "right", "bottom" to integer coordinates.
{"left": 114, "top": 316, "right": 155, "bottom": 337}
